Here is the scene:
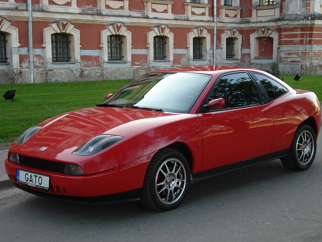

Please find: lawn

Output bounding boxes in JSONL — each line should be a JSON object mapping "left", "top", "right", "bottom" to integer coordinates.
{"left": 0, "top": 79, "right": 131, "bottom": 144}
{"left": 282, "top": 75, "right": 322, "bottom": 101}
{"left": 0, "top": 75, "right": 321, "bottom": 144}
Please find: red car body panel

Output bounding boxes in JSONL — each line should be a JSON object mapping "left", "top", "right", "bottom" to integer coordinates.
{"left": 5, "top": 67, "right": 322, "bottom": 202}
{"left": 198, "top": 103, "right": 274, "bottom": 170}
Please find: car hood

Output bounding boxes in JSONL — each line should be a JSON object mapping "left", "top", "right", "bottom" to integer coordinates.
{"left": 14, "top": 106, "right": 178, "bottom": 161}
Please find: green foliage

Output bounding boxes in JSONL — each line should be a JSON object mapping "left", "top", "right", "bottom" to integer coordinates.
{"left": 0, "top": 80, "right": 131, "bottom": 143}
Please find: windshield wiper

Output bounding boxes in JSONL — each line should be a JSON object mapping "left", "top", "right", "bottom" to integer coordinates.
{"left": 96, "top": 103, "right": 126, "bottom": 108}
{"left": 132, "top": 106, "right": 164, "bottom": 112}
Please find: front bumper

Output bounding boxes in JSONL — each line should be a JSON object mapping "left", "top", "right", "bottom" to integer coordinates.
{"left": 5, "top": 157, "right": 148, "bottom": 201}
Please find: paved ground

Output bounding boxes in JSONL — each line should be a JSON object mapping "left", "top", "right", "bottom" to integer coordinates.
{"left": 0, "top": 145, "right": 11, "bottom": 189}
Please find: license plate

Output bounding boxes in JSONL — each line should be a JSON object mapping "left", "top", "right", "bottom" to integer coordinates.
{"left": 16, "top": 169, "right": 50, "bottom": 190}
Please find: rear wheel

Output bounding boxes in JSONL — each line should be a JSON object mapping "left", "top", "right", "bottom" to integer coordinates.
{"left": 141, "top": 148, "right": 190, "bottom": 211}
{"left": 281, "top": 124, "right": 316, "bottom": 171}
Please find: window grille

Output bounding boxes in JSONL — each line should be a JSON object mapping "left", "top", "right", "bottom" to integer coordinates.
{"left": 154, "top": 36, "right": 166, "bottom": 60}
{"left": 224, "top": 0, "right": 232, "bottom": 6}
{"left": 51, "top": 34, "right": 70, "bottom": 62}
{"left": 0, "top": 33, "right": 7, "bottom": 63}
{"left": 226, "top": 38, "right": 235, "bottom": 58}
{"left": 193, "top": 37, "right": 203, "bottom": 59}
{"left": 108, "top": 35, "right": 123, "bottom": 60}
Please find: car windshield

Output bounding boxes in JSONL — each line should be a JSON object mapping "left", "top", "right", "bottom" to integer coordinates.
{"left": 99, "top": 72, "right": 211, "bottom": 113}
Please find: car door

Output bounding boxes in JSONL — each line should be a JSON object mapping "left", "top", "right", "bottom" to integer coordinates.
{"left": 197, "top": 72, "right": 274, "bottom": 171}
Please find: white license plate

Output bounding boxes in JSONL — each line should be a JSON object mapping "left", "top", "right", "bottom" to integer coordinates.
{"left": 16, "top": 169, "right": 50, "bottom": 190}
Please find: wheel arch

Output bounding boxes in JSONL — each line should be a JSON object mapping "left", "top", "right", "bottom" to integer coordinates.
{"left": 165, "top": 142, "right": 193, "bottom": 171}
{"left": 302, "top": 117, "right": 318, "bottom": 136}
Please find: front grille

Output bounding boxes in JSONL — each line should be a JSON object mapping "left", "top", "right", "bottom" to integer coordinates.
{"left": 19, "top": 155, "right": 66, "bottom": 174}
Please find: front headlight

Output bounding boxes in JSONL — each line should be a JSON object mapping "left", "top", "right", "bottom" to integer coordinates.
{"left": 72, "top": 135, "right": 124, "bottom": 156}
{"left": 15, "top": 126, "right": 42, "bottom": 145}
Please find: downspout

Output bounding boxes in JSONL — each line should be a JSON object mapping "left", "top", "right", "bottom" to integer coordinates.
{"left": 213, "top": 0, "right": 217, "bottom": 67}
{"left": 27, "top": 0, "right": 34, "bottom": 83}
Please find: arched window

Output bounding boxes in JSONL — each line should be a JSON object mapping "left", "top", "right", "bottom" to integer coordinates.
{"left": 101, "top": 23, "right": 131, "bottom": 63}
{"left": 221, "top": 28, "right": 241, "bottom": 62}
{"left": 43, "top": 20, "right": 80, "bottom": 64}
{"left": 0, "top": 32, "right": 7, "bottom": 63}
{"left": 147, "top": 25, "right": 174, "bottom": 64}
{"left": 257, "top": 37, "right": 273, "bottom": 58}
{"left": 0, "top": 18, "right": 20, "bottom": 68}
{"left": 250, "top": 28, "right": 278, "bottom": 62}
{"left": 187, "top": 27, "right": 211, "bottom": 64}
{"left": 51, "top": 34, "right": 70, "bottom": 62}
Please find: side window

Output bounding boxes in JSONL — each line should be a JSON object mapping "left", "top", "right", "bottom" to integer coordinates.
{"left": 210, "top": 73, "right": 260, "bottom": 109}
{"left": 253, "top": 73, "right": 288, "bottom": 101}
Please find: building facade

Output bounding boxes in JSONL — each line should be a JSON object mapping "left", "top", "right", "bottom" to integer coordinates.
{"left": 0, "top": 0, "right": 322, "bottom": 83}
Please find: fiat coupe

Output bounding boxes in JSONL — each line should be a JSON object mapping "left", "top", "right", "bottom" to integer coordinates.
{"left": 5, "top": 66, "right": 321, "bottom": 210}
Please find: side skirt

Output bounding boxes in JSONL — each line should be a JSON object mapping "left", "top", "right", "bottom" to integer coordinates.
{"left": 191, "top": 149, "right": 289, "bottom": 183}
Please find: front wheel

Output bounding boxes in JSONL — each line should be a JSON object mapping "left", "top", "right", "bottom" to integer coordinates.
{"left": 281, "top": 124, "right": 317, "bottom": 171}
{"left": 141, "top": 148, "right": 190, "bottom": 211}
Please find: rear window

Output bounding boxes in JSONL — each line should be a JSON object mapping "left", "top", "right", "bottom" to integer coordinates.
{"left": 253, "top": 73, "right": 288, "bottom": 101}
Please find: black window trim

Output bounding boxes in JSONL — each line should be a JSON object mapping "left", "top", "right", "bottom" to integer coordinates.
{"left": 248, "top": 71, "right": 289, "bottom": 104}
{"left": 199, "top": 71, "right": 266, "bottom": 113}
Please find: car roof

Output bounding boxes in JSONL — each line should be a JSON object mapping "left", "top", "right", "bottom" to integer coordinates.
{"left": 150, "top": 66, "right": 257, "bottom": 74}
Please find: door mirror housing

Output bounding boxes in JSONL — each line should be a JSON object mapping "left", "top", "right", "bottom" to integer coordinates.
{"left": 104, "top": 92, "right": 113, "bottom": 100}
{"left": 204, "top": 98, "right": 225, "bottom": 110}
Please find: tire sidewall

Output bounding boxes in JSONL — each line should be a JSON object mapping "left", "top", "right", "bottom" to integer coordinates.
{"left": 291, "top": 125, "right": 316, "bottom": 170}
{"left": 147, "top": 148, "right": 191, "bottom": 211}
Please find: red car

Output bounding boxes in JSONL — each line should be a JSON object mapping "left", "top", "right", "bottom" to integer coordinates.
{"left": 5, "top": 67, "right": 321, "bottom": 210}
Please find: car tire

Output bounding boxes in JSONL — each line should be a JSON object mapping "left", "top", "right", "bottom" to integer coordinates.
{"left": 281, "top": 124, "right": 317, "bottom": 171}
{"left": 141, "top": 148, "right": 190, "bottom": 211}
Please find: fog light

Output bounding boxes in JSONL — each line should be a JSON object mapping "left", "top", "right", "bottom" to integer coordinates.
{"left": 9, "top": 152, "right": 19, "bottom": 163}
{"left": 64, "top": 164, "right": 83, "bottom": 176}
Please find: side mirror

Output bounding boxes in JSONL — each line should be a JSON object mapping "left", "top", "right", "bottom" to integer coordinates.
{"left": 204, "top": 98, "right": 225, "bottom": 110}
{"left": 105, "top": 92, "right": 113, "bottom": 100}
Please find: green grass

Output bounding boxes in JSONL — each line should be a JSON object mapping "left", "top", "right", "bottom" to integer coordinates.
{"left": 0, "top": 80, "right": 131, "bottom": 143}
{"left": 0, "top": 76, "right": 321, "bottom": 144}
{"left": 281, "top": 75, "right": 322, "bottom": 101}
